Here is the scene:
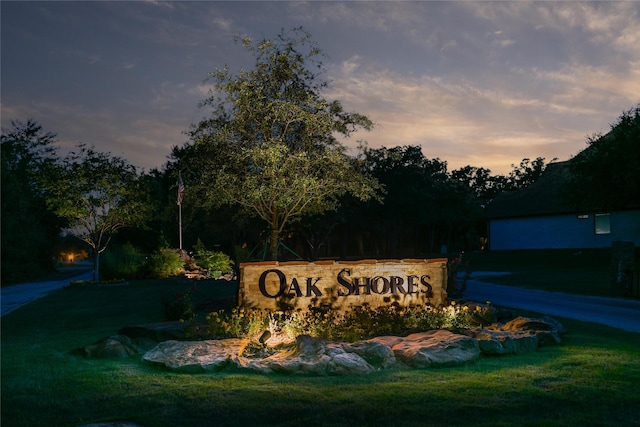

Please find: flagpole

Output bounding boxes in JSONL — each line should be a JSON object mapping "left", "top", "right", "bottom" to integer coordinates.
{"left": 179, "top": 202, "right": 183, "bottom": 250}
{"left": 177, "top": 173, "right": 185, "bottom": 251}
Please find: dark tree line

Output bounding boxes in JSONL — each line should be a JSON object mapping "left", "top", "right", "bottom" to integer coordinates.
{"left": 165, "top": 141, "right": 554, "bottom": 261}
{"left": 1, "top": 120, "right": 64, "bottom": 283}
{"left": 565, "top": 105, "right": 640, "bottom": 212}
{"left": 2, "top": 26, "right": 637, "bottom": 282}
{"left": 4, "top": 107, "right": 636, "bottom": 283}
{"left": 1, "top": 121, "right": 150, "bottom": 284}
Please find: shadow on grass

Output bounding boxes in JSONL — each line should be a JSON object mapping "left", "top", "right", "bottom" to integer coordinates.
{"left": 2, "top": 277, "right": 639, "bottom": 426}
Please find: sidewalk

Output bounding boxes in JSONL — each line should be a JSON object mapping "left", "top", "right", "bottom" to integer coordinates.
{"left": 1, "top": 268, "right": 93, "bottom": 317}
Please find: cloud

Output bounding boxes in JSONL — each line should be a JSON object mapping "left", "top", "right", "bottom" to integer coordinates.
{"left": 325, "top": 50, "right": 636, "bottom": 174}
{"left": 3, "top": 1, "right": 638, "bottom": 177}
{"left": 1, "top": 97, "right": 190, "bottom": 171}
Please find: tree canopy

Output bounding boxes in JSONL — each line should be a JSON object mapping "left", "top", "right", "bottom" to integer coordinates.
{"left": 566, "top": 104, "right": 640, "bottom": 211}
{"left": 178, "top": 27, "right": 380, "bottom": 259}
{"left": 1, "top": 120, "right": 65, "bottom": 283}
{"left": 42, "top": 144, "right": 151, "bottom": 281}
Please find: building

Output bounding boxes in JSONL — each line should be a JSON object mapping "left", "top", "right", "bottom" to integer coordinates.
{"left": 485, "top": 161, "right": 640, "bottom": 250}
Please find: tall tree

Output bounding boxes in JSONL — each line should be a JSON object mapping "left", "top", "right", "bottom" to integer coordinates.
{"left": 358, "top": 145, "right": 442, "bottom": 255}
{"left": 1, "top": 120, "right": 64, "bottom": 283}
{"left": 183, "top": 27, "right": 380, "bottom": 259}
{"left": 450, "top": 165, "right": 500, "bottom": 206}
{"left": 505, "top": 157, "right": 553, "bottom": 190}
{"left": 42, "top": 144, "right": 151, "bottom": 281}
{"left": 566, "top": 105, "right": 640, "bottom": 211}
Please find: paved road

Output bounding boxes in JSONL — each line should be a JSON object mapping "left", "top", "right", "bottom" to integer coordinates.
{"left": 1, "top": 268, "right": 93, "bottom": 317}
{"left": 464, "top": 272, "right": 640, "bottom": 333}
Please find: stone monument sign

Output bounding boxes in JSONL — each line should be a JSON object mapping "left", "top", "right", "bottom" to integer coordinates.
{"left": 239, "top": 258, "right": 448, "bottom": 311}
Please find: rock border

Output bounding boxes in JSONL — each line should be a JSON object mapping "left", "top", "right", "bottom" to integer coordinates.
{"left": 74, "top": 316, "right": 564, "bottom": 376}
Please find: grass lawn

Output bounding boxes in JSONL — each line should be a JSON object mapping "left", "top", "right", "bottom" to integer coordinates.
{"left": 2, "top": 254, "right": 640, "bottom": 426}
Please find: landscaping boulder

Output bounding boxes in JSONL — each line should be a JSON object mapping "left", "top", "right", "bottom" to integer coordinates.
{"left": 389, "top": 330, "right": 480, "bottom": 368}
{"left": 239, "top": 335, "right": 377, "bottom": 375}
{"left": 464, "top": 315, "right": 565, "bottom": 354}
{"left": 502, "top": 316, "right": 564, "bottom": 345}
{"left": 142, "top": 338, "right": 249, "bottom": 373}
{"left": 72, "top": 335, "right": 142, "bottom": 359}
{"left": 465, "top": 329, "right": 539, "bottom": 354}
{"left": 347, "top": 339, "right": 399, "bottom": 369}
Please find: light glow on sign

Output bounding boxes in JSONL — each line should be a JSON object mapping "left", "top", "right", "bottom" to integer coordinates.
{"left": 239, "top": 259, "right": 448, "bottom": 312}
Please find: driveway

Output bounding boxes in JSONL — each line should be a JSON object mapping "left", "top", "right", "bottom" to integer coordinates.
{"left": 1, "top": 267, "right": 93, "bottom": 317}
{"left": 465, "top": 272, "right": 640, "bottom": 333}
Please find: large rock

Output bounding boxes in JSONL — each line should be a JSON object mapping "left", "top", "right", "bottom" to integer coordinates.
{"left": 502, "top": 316, "right": 563, "bottom": 346}
{"left": 465, "top": 329, "right": 539, "bottom": 355}
{"left": 142, "top": 339, "right": 249, "bottom": 373}
{"left": 389, "top": 330, "right": 480, "bottom": 368}
{"left": 347, "top": 339, "right": 399, "bottom": 369}
{"left": 238, "top": 335, "right": 377, "bottom": 376}
{"left": 72, "top": 335, "right": 142, "bottom": 359}
{"left": 464, "top": 315, "right": 565, "bottom": 354}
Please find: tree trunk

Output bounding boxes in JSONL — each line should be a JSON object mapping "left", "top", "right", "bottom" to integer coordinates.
{"left": 268, "top": 228, "right": 279, "bottom": 260}
{"left": 93, "top": 251, "right": 100, "bottom": 282}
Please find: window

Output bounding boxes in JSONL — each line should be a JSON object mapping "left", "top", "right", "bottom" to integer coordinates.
{"left": 595, "top": 213, "right": 611, "bottom": 234}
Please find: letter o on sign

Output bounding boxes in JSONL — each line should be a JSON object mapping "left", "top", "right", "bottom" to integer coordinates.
{"left": 371, "top": 276, "right": 390, "bottom": 294}
{"left": 258, "top": 269, "right": 287, "bottom": 298}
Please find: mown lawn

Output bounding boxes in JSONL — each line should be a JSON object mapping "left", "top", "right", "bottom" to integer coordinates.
{"left": 2, "top": 255, "right": 639, "bottom": 426}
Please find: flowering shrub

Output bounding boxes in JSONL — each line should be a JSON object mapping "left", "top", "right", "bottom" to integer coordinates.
{"left": 447, "top": 252, "right": 471, "bottom": 299}
{"left": 203, "top": 301, "right": 494, "bottom": 342}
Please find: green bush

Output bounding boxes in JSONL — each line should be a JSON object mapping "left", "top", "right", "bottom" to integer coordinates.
{"left": 193, "top": 239, "right": 234, "bottom": 277}
{"left": 146, "top": 248, "right": 183, "bottom": 279}
{"left": 100, "top": 243, "right": 145, "bottom": 279}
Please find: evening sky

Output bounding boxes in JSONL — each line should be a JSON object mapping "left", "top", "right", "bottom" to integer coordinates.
{"left": 2, "top": 1, "right": 639, "bottom": 174}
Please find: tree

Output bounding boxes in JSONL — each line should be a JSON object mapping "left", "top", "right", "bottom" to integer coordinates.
{"left": 42, "top": 144, "right": 151, "bottom": 281}
{"left": 505, "top": 157, "right": 553, "bottom": 190}
{"left": 1, "top": 120, "right": 65, "bottom": 283}
{"left": 356, "top": 145, "right": 442, "bottom": 255}
{"left": 349, "top": 145, "right": 484, "bottom": 256}
{"left": 566, "top": 104, "right": 640, "bottom": 211}
{"left": 450, "top": 165, "right": 499, "bottom": 206}
{"left": 183, "top": 27, "right": 380, "bottom": 259}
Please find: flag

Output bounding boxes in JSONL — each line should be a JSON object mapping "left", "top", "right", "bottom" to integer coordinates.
{"left": 177, "top": 175, "right": 185, "bottom": 205}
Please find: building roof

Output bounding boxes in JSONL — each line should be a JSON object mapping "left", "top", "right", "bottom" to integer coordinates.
{"left": 485, "top": 161, "right": 575, "bottom": 219}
